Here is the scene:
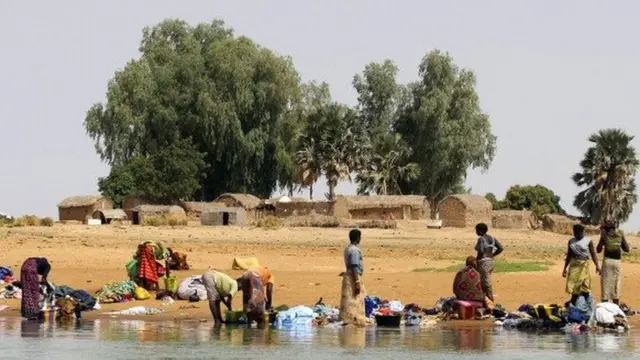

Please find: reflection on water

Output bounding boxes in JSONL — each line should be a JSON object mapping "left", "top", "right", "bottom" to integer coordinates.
{"left": 0, "top": 318, "right": 636, "bottom": 359}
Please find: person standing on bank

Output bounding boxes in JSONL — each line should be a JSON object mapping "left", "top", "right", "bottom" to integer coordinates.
{"left": 597, "top": 221, "right": 630, "bottom": 305}
{"left": 474, "top": 223, "right": 504, "bottom": 302}
{"left": 339, "top": 229, "right": 368, "bottom": 326}
{"left": 563, "top": 224, "right": 600, "bottom": 305}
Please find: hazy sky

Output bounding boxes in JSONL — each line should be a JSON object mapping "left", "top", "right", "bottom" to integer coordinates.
{"left": 2, "top": 1, "right": 639, "bottom": 229}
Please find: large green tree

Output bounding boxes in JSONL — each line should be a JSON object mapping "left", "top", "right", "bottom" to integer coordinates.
{"left": 85, "top": 19, "right": 301, "bottom": 201}
{"left": 501, "top": 184, "right": 565, "bottom": 217}
{"left": 396, "top": 50, "right": 497, "bottom": 217}
{"left": 572, "top": 128, "right": 639, "bottom": 225}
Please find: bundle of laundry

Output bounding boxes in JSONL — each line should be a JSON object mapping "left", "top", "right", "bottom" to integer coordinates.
{"left": 176, "top": 275, "right": 207, "bottom": 301}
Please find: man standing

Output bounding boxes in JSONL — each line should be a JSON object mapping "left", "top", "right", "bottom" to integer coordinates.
{"left": 597, "top": 221, "right": 630, "bottom": 305}
{"left": 339, "top": 229, "right": 368, "bottom": 326}
{"left": 202, "top": 269, "right": 238, "bottom": 326}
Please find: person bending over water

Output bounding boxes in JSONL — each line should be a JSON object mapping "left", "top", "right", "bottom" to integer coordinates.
{"left": 237, "top": 266, "right": 274, "bottom": 328}
{"left": 20, "top": 257, "right": 51, "bottom": 320}
{"left": 453, "top": 256, "right": 485, "bottom": 302}
{"left": 597, "top": 221, "right": 629, "bottom": 305}
{"left": 202, "top": 269, "right": 238, "bottom": 326}
{"left": 563, "top": 224, "right": 600, "bottom": 305}
{"left": 474, "top": 223, "right": 503, "bottom": 302}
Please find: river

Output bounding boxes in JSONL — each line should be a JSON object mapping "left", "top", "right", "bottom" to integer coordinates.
{"left": 1, "top": 318, "right": 639, "bottom": 359}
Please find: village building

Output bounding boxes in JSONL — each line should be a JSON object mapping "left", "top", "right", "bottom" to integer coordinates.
{"left": 438, "top": 194, "right": 492, "bottom": 228}
{"left": 332, "top": 195, "right": 428, "bottom": 220}
{"left": 57, "top": 195, "right": 112, "bottom": 223}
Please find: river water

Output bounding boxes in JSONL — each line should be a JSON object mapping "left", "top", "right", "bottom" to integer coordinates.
{"left": 1, "top": 318, "right": 639, "bottom": 359}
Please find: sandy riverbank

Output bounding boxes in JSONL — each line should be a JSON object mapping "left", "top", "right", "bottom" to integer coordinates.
{"left": 1, "top": 223, "right": 639, "bottom": 322}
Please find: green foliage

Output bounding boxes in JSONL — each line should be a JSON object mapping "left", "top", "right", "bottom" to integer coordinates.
{"left": 98, "top": 139, "right": 206, "bottom": 204}
{"left": 573, "top": 128, "right": 639, "bottom": 225}
{"left": 413, "top": 260, "right": 552, "bottom": 273}
{"left": 395, "top": 50, "right": 496, "bottom": 216}
{"left": 501, "top": 185, "right": 565, "bottom": 217}
{"left": 85, "top": 19, "right": 301, "bottom": 201}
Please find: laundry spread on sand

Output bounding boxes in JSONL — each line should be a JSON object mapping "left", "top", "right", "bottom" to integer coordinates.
{"left": 96, "top": 281, "right": 137, "bottom": 303}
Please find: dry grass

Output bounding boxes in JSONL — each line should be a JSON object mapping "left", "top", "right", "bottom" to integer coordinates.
{"left": 254, "top": 216, "right": 284, "bottom": 230}
{"left": 1, "top": 215, "right": 54, "bottom": 227}
{"left": 39, "top": 217, "right": 54, "bottom": 227}
{"left": 143, "top": 215, "right": 188, "bottom": 227}
{"left": 341, "top": 219, "right": 398, "bottom": 229}
{"left": 284, "top": 215, "right": 340, "bottom": 228}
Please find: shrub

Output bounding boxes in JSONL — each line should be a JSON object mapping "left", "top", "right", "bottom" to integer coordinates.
{"left": 24, "top": 215, "right": 38, "bottom": 226}
{"left": 39, "top": 217, "right": 54, "bottom": 227}
{"left": 167, "top": 216, "right": 188, "bottom": 226}
{"left": 254, "top": 216, "right": 283, "bottom": 229}
{"left": 284, "top": 215, "right": 340, "bottom": 228}
{"left": 143, "top": 216, "right": 165, "bottom": 226}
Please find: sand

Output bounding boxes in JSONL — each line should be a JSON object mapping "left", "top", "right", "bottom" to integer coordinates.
{"left": 1, "top": 222, "right": 639, "bottom": 323}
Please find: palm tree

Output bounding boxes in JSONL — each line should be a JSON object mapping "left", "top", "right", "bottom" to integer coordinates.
{"left": 318, "top": 104, "right": 369, "bottom": 200}
{"left": 357, "top": 134, "right": 419, "bottom": 195}
{"left": 572, "top": 128, "right": 639, "bottom": 225}
{"left": 296, "top": 136, "right": 321, "bottom": 200}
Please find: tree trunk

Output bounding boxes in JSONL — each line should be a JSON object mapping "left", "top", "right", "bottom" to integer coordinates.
{"left": 429, "top": 200, "right": 438, "bottom": 220}
{"left": 328, "top": 182, "right": 336, "bottom": 200}
{"left": 309, "top": 184, "right": 314, "bottom": 200}
{"left": 288, "top": 185, "right": 294, "bottom": 197}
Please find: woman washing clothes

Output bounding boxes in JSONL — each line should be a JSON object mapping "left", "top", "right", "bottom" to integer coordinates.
{"left": 453, "top": 256, "right": 485, "bottom": 303}
{"left": 563, "top": 224, "right": 600, "bottom": 305}
{"left": 20, "top": 257, "right": 51, "bottom": 320}
{"left": 597, "top": 221, "right": 629, "bottom": 305}
{"left": 237, "top": 268, "right": 270, "bottom": 328}
{"left": 474, "top": 223, "right": 503, "bottom": 302}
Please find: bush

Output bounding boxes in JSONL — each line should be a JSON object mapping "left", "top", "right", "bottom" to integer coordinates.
{"left": 491, "top": 185, "right": 565, "bottom": 217}
{"left": 143, "top": 216, "right": 165, "bottom": 226}
{"left": 143, "top": 215, "right": 187, "bottom": 227}
{"left": 284, "top": 215, "right": 340, "bottom": 228}
{"left": 39, "top": 217, "right": 54, "bottom": 227}
{"left": 24, "top": 215, "right": 38, "bottom": 226}
{"left": 346, "top": 219, "right": 398, "bottom": 229}
{"left": 254, "top": 216, "right": 283, "bottom": 230}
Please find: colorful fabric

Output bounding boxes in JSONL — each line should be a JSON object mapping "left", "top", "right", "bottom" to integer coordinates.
{"left": 339, "top": 273, "right": 368, "bottom": 326}
{"left": 453, "top": 266, "right": 484, "bottom": 302}
{"left": 241, "top": 271, "right": 266, "bottom": 316}
{"left": 168, "top": 251, "right": 190, "bottom": 270}
{"left": 138, "top": 245, "right": 158, "bottom": 285}
{"left": 96, "top": 281, "right": 137, "bottom": 303}
{"left": 251, "top": 266, "right": 275, "bottom": 285}
{"left": 20, "top": 258, "right": 40, "bottom": 319}
{"left": 566, "top": 258, "right": 591, "bottom": 295}
{"left": 601, "top": 258, "right": 621, "bottom": 301}
{"left": 477, "top": 257, "right": 495, "bottom": 300}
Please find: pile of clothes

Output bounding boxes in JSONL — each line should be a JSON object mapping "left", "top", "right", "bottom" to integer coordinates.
{"left": 96, "top": 281, "right": 137, "bottom": 303}
{"left": 276, "top": 306, "right": 318, "bottom": 329}
{"left": 495, "top": 296, "right": 631, "bottom": 333}
{"left": 0, "top": 266, "right": 13, "bottom": 283}
{"left": 54, "top": 285, "right": 97, "bottom": 311}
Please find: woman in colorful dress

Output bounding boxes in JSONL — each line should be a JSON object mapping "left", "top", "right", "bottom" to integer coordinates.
{"left": 563, "top": 224, "right": 600, "bottom": 305}
{"left": 20, "top": 257, "right": 51, "bottom": 320}
{"left": 238, "top": 270, "right": 267, "bottom": 328}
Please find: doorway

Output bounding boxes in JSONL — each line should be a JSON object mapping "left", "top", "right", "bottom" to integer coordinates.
{"left": 132, "top": 211, "right": 140, "bottom": 225}
{"left": 222, "top": 212, "right": 230, "bottom": 226}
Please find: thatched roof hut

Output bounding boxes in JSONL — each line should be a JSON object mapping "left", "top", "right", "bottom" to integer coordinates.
{"left": 131, "top": 205, "right": 186, "bottom": 225}
{"left": 180, "top": 201, "right": 225, "bottom": 220}
{"left": 333, "top": 195, "right": 428, "bottom": 220}
{"left": 92, "top": 209, "right": 128, "bottom": 224}
{"left": 57, "top": 195, "right": 112, "bottom": 223}
{"left": 438, "top": 194, "right": 492, "bottom": 228}
{"left": 542, "top": 214, "right": 576, "bottom": 235}
{"left": 214, "top": 193, "right": 262, "bottom": 209}
{"left": 491, "top": 210, "right": 537, "bottom": 230}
